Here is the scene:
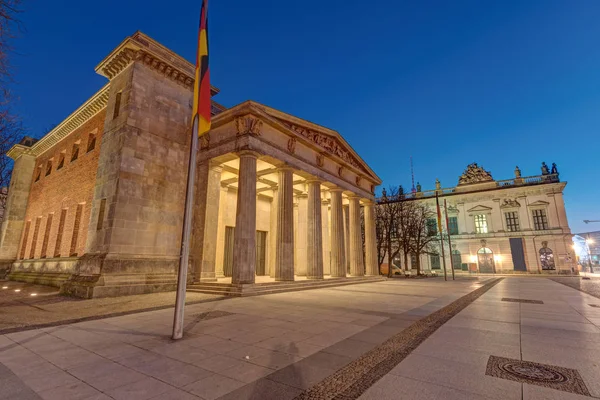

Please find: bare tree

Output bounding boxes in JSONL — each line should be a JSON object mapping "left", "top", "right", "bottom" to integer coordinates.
{"left": 408, "top": 203, "right": 438, "bottom": 275}
{"left": 376, "top": 186, "right": 405, "bottom": 278}
{"left": 0, "top": 0, "right": 24, "bottom": 210}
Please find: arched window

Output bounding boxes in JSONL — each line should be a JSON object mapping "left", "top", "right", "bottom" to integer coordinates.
{"left": 540, "top": 247, "right": 555, "bottom": 270}
{"left": 452, "top": 249, "right": 462, "bottom": 270}
{"left": 477, "top": 247, "right": 495, "bottom": 273}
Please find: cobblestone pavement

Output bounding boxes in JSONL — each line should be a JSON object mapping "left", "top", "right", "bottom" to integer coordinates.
{"left": 549, "top": 276, "right": 600, "bottom": 300}
{"left": 0, "top": 277, "right": 491, "bottom": 400}
{"left": 0, "top": 280, "right": 222, "bottom": 333}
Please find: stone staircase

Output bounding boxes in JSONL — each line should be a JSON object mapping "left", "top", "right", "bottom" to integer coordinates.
{"left": 186, "top": 276, "right": 386, "bottom": 297}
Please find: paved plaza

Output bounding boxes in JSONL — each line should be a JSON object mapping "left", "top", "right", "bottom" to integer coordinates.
{"left": 1, "top": 277, "right": 599, "bottom": 399}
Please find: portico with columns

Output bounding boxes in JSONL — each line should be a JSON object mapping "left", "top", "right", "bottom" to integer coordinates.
{"left": 189, "top": 101, "right": 382, "bottom": 289}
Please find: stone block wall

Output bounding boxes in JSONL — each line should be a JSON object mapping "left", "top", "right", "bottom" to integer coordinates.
{"left": 81, "top": 61, "right": 191, "bottom": 275}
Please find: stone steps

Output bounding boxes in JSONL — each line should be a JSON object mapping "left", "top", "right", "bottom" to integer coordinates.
{"left": 186, "top": 276, "right": 386, "bottom": 297}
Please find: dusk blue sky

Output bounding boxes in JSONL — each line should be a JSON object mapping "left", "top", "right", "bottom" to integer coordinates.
{"left": 7, "top": 0, "right": 600, "bottom": 233}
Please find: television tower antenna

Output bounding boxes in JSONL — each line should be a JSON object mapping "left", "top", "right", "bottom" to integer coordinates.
{"left": 410, "top": 156, "right": 416, "bottom": 193}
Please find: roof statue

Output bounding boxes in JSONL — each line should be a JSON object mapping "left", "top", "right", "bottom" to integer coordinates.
{"left": 458, "top": 163, "right": 494, "bottom": 186}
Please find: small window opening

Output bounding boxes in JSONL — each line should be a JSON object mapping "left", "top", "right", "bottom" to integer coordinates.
{"left": 71, "top": 143, "right": 79, "bottom": 162}
{"left": 87, "top": 133, "right": 96, "bottom": 153}
{"left": 113, "top": 92, "right": 122, "bottom": 119}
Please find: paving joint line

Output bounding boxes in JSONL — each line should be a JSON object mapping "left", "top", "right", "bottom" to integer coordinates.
{"left": 292, "top": 278, "right": 504, "bottom": 400}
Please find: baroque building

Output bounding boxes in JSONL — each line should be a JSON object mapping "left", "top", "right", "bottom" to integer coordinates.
{"left": 0, "top": 32, "right": 382, "bottom": 297}
{"left": 386, "top": 163, "right": 575, "bottom": 275}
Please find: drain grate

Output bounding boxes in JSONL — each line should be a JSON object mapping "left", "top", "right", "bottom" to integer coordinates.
{"left": 486, "top": 356, "right": 590, "bottom": 396}
{"left": 501, "top": 298, "right": 543, "bottom": 304}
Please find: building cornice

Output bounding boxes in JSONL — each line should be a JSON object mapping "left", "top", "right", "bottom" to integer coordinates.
{"left": 7, "top": 85, "right": 110, "bottom": 160}
{"left": 95, "top": 31, "right": 219, "bottom": 95}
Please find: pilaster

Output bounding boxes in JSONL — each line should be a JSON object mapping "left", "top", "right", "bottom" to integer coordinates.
{"left": 268, "top": 186, "right": 278, "bottom": 278}
{"left": 295, "top": 191, "right": 308, "bottom": 276}
{"left": 364, "top": 200, "right": 378, "bottom": 276}
{"left": 349, "top": 195, "right": 365, "bottom": 276}
{"left": 330, "top": 188, "right": 346, "bottom": 277}
{"left": 321, "top": 197, "right": 331, "bottom": 275}
{"left": 0, "top": 151, "right": 36, "bottom": 264}
{"left": 306, "top": 180, "right": 323, "bottom": 279}
{"left": 343, "top": 204, "right": 351, "bottom": 274}
{"left": 198, "top": 162, "right": 222, "bottom": 281}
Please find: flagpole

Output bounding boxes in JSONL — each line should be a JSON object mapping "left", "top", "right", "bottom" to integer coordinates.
{"left": 172, "top": 117, "right": 199, "bottom": 340}
{"left": 444, "top": 199, "right": 455, "bottom": 280}
{"left": 436, "top": 192, "right": 448, "bottom": 281}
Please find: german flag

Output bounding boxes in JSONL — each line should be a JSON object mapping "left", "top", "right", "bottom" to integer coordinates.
{"left": 192, "top": 0, "right": 211, "bottom": 136}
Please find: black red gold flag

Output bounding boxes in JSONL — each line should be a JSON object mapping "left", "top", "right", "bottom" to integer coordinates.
{"left": 193, "top": 0, "right": 211, "bottom": 135}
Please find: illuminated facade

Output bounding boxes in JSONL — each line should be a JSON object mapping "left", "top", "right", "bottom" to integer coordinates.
{"left": 0, "top": 32, "right": 382, "bottom": 297}
{"left": 389, "top": 163, "right": 576, "bottom": 275}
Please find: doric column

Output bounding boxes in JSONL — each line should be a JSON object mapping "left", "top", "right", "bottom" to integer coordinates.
{"left": 295, "top": 191, "right": 308, "bottom": 276}
{"left": 321, "top": 198, "right": 331, "bottom": 275}
{"left": 215, "top": 185, "right": 228, "bottom": 278}
{"left": 343, "top": 204, "right": 350, "bottom": 274}
{"left": 349, "top": 195, "right": 365, "bottom": 276}
{"left": 275, "top": 166, "right": 295, "bottom": 281}
{"left": 330, "top": 188, "right": 346, "bottom": 277}
{"left": 198, "top": 162, "right": 222, "bottom": 281}
{"left": 364, "top": 200, "right": 378, "bottom": 276}
{"left": 232, "top": 151, "right": 259, "bottom": 284}
{"left": 268, "top": 186, "right": 278, "bottom": 278}
{"left": 306, "top": 179, "right": 323, "bottom": 279}
{"left": 0, "top": 151, "right": 35, "bottom": 263}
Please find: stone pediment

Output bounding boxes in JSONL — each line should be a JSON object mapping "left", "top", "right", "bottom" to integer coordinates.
{"left": 528, "top": 200, "right": 549, "bottom": 207}
{"left": 467, "top": 205, "right": 493, "bottom": 213}
{"left": 238, "top": 103, "right": 380, "bottom": 184}
{"left": 458, "top": 163, "right": 494, "bottom": 186}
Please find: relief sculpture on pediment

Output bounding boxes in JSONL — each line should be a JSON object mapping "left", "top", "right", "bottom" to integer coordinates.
{"left": 279, "top": 121, "right": 365, "bottom": 172}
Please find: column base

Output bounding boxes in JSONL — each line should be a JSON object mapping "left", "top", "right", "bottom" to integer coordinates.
{"left": 307, "top": 276, "right": 324, "bottom": 280}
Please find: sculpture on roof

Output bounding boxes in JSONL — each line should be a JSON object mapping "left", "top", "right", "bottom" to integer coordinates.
{"left": 551, "top": 163, "right": 558, "bottom": 175}
{"left": 541, "top": 162, "right": 550, "bottom": 175}
{"left": 458, "top": 163, "right": 493, "bottom": 186}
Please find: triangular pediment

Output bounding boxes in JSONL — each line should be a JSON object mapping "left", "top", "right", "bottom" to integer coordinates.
{"left": 214, "top": 100, "right": 382, "bottom": 184}
{"left": 528, "top": 200, "right": 550, "bottom": 207}
{"left": 467, "top": 205, "right": 493, "bottom": 212}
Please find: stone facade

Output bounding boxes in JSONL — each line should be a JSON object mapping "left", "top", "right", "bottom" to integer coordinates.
{"left": 0, "top": 32, "right": 381, "bottom": 297}
{"left": 384, "top": 163, "right": 576, "bottom": 275}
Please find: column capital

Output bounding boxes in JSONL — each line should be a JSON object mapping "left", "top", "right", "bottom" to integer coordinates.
{"left": 329, "top": 186, "right": 344, "bottom": 193}
{"left": 208, "top": 159, "right": 223, "bottom": 172}
{"left": 237, "top": 150, "right": 261, "bottom": 159}
{"left": 363, "top": 199, "right": 377, "bottom": 206}
{"left": 305, "top": 178, "right": 323, "bottom": 184}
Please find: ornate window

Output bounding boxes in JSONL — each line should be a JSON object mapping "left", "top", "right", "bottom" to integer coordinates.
{"left": 532, "top": 209, "right": 548, "bottom": 230}
{"left": 505, "top": 211, "right": 520, "bottom": 232}
{"left": 448, "top": 216, "right": 459, "bottom": 235}
{"left": 474, "top": 214, "right": 488, "bottom": 234}
{"left": 540, "top": 245, "right": 555, "bottom": 270}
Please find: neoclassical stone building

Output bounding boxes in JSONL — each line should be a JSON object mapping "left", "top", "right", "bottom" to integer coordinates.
{"left": 386, "top": 163, "right": 575, "bottom": 275}
{"left": 0, "top": 32, "right": 381, "bottom": 297}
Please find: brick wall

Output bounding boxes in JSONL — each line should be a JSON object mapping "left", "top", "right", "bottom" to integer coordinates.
{"left": 18, "top": 110, "right": 106, "bottom": 261}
